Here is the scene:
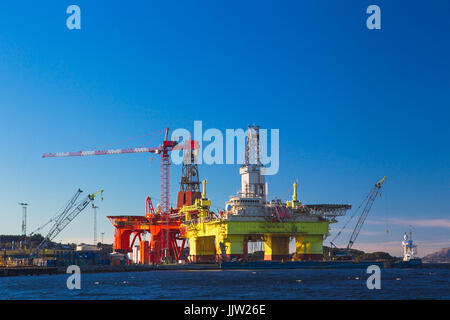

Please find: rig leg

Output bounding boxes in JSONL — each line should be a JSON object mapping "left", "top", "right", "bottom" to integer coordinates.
{"left": 114, "top": 229, "right": 133, "bottom": 253}
{"left": 264, "top": 235, "right": 290, "bottom": 261}
{"left": 139, "top": 240, "right": 149, "bottom": 264}
{"left": 189, "top": 236, "right": 216, "bottom": 263}
{"left": 217, "top": 235, "right": 246, "bottom": 261}
{"left": 295, "top": 235, "right": 324, "bottom": 261}
{"left": 243, "top": 237, "right": 248, "bottom": 261}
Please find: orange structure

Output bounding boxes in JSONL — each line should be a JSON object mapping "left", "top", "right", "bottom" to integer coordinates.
{"left": 107, "top": 141, "right": 202, "bottom": 264}
{"left": 107, "top": 192, "right": 200, "bottom": 264}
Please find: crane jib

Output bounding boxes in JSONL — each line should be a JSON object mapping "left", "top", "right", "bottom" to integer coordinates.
{"left": 330, "top": 176, "right": 387, "bottom": 255}
{"left": 42, "top": 147, "right": 159, "bottom": 158}
{"left": 30, "top": 189, "right": 103, "bottom": 258}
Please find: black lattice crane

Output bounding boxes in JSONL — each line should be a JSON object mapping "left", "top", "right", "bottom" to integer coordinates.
{"left": 31, "top": 189, "right": 103, "bottom": 257}
{"left": 330, "top": 176, "right": 386, "bottom": 259}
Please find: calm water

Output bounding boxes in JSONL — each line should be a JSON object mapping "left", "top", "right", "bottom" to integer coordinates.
{"left": 0, "top": 268, "right": 449, "bottom": 299}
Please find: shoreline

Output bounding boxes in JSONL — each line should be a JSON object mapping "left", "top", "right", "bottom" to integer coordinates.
{"left": 1, "top": 262, "right": 449, "bottom": 277}
{"left": 0, "top": 264, "right": 220, "bottom": 277}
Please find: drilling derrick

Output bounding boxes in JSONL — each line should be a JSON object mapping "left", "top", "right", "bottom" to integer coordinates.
{"left": 177, "top": 140, "right": 201, "bottom": 208}
{"left": 240, "top": 125, "right": 265, "bottom": 198}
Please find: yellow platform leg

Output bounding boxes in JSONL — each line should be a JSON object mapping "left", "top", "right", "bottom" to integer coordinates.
{"left": 295, "top": 235, "right": 324, "bottom": 261}
{"left": 216, "top": 235, "right": 245, "bottom": 261}
{"left": 264, "top": 235, "right": 290, "bottom": 261}
{"left": 188, "top": 236, "right": 216, "bottom": 263}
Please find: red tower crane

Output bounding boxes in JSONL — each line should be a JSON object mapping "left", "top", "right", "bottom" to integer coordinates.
{"left": 43, "top": 128, "right": 198, "bottom": 264}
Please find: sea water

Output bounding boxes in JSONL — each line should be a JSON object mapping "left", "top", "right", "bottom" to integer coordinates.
{"left": 0, "top": 268, "right": 448, "bottom": 299}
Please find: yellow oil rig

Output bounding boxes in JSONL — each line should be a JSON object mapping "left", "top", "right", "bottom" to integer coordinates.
{"left": 179, "top": 126, "right": 351, "bottom": 262}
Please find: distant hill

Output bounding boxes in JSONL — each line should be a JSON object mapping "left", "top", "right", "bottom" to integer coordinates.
{"left": 0, "top": 234, "right": 79, "bottom": 250}
{"left": 322, "top": 246, "right": 365, "bottom": 258}
{"left": 0, "top": 234, "right": 46, "bottom": 250}
{"left": 422, "top": 247, "right": 450, "bottom": 263}
{"left": 354, "top": 251, "right": 395, "bottom": 262}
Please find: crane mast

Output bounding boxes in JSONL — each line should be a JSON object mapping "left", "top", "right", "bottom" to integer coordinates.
{"left": 160, "top": 128, "right": 171, "bottom": 259}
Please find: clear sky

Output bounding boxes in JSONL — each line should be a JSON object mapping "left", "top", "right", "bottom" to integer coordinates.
{"left": 0, "top": 1, "right": 448, "bottom": 256}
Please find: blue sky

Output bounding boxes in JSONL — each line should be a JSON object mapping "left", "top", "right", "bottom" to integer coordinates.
{"left": 0, "top": 1, "right": 448, "bottom": 256}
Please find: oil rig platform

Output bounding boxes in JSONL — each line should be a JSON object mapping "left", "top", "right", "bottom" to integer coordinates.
{"left": 107, "top": 126, "right": 351, "bottom": 264}
{"left": 178, "top": 127, "right": 351, "bottom": 262}
{"left": 43, "top": 126, "right": 351, "bottom": 264}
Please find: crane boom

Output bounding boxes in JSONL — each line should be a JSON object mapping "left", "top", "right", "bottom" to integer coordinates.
{"left": 29, "top": 189, "right": 83, "bottom": 236}
{"left": 346, "top": 176, "right": 386, "bottom": 250}
{"left": 42, "top": 147, "right": 160, "bottom": 158}
{"left": 329, "top": 177, "right": 386, "bottom": 260}
{"left": 31, "top": 189, "right": 103, "bottom": 257}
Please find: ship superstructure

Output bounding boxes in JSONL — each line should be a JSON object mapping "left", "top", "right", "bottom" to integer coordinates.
{"left": 402, "top": 231, "right": 418, "bottom": 262}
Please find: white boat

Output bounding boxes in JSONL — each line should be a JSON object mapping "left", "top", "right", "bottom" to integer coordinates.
{"left": 402, "top": 231, "right": 418, "bottom": 262}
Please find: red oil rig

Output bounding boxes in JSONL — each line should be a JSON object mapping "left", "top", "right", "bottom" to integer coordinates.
{"left": 43, "top": 128, "right": 202, "bottom": 264}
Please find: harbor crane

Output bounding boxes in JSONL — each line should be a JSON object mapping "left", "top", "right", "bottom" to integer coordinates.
{"left": 329, "top": 176, "right": 386, "bottom": 260}
{"left": 30, "top": 189, "right": 103, "bottom": 257}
